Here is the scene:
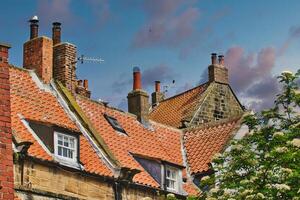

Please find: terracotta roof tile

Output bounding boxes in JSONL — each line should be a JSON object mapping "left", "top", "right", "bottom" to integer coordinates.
{"left": 184, "top": 119, "right": 239, "bottom": 174}
{"left": 9, "top": 66, "right": 113, "bottom": 177}
{"left": 149, "top": 83, "right": 208, "bottom": 128}
{"left": 76, "top": 96, "right": 184, "bottom": 188}
{"left": 183, "top": 181, "right": 200, "bottom": 196}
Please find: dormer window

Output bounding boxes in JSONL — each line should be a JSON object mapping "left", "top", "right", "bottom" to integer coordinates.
{"left": 165, "top": 166, "right": 179, "bottom": 191}
{"left": 104, "top": 114, "right": 126, "bottom": 134}
{"left": 54, "top": 132, "right": 77, "bottom": 162}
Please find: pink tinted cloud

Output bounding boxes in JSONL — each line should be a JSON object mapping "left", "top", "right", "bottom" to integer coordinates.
{"left": 37, "top": 0, "right": 74, "bottom": 25}
{"left": 37, "top": 0, "right": 111, "bottom": 29}
{"left": 132, "top": 0, "right": 200, "bottom": 49}
{"left": 278, "top": 25, "right": 300, "bottom": 56}
{"left": 225, "top": 46, "right": 275, "bottom": 93}
{"left": 224, "top": 46, "right": 279, "bottom": 110}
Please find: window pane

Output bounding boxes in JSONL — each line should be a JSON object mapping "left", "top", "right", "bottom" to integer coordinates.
{"left": 70, "top": 138, "right": 75, "bottom": 148}
{"left": 63, "top": 148, "right": 68, "bottom": 157}
{"left": 58, "top": 146, "right": 62, "bottom": 156}
{"left": 68, "top": 149, "right": 73, "bottom": 158}
{"left": 166, "top": 170, "right": 170, "bottom": 178}
{"left": 171, "top": 171, "right": 176, "bottom": 179}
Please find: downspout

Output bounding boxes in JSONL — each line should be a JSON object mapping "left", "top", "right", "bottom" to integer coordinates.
{"left": 113, "top": 181, "right": 122, "bottom": 200}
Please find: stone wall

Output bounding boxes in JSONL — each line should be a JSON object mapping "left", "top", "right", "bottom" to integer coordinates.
{"left": 127, "top": 90, "right": 150, "bottom": 122}
{"left": 23, "top": 37, "right": 53, "bottom": 84}
{"left": 190, "top": 82, "right": 243, "bottom": 125}
{"left": 14, "top": 159, "right": 167, "bottom": 200}
{"left": 14, "top": 160, "right": 114, "bottom": 200}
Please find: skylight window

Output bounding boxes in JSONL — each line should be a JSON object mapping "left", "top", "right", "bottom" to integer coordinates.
{"left": 104, "top": 114, "right": 126, "bottom": 134}
{"left": 54, "top": 132, "right": 77, "bottom": 162}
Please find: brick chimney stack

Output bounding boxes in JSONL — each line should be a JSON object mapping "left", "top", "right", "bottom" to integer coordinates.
{"left": 127, "top": 67, "right": 150, "bottom": 122}
{"left": 52, "top": 21, "right": 77, "bottom": 93}
{"left": 208, "top": 53, "right": 228, "bottom": 84}
{"left": 23, "top": 16, "right": 53, "bottom": 84}
{"left": 52, "top": 22, "right": 61, "bottom": 46}
{"left": 83, "top": 79, "right": 88, "bottom": 89}
{"left": 151, "top": 81, "right": 164, "bottom": 107}
{"left": 0, "top": 43, "right": 11, "bottom": 64}
{"left": 29, "top": 16, "right": 39, "bottom": 39}
{"left": 0, "top": 43, "right": 14, "bottom": 200}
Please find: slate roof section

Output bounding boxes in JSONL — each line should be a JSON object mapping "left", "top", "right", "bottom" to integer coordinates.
{"left": 76, "top": 96, "right": 185, "bottom": 188}
{"left": 149, "top": 83, "right": 209, "bottom": 128}
{"left": 9, "top": 66, "right": 113, "bottom": 177}
{"left": 183, "top": 119, "right": 240, "bottom": 175}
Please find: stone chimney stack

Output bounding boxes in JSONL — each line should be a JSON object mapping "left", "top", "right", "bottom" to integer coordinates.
{"left": 151, "top": 81, "right": 164, "bottom": 107}
{"left": 0, "top": 43, "right": 14, "bottom": 200}
{"left": 208, "top": 53, "right": 228, "bottom": 84}
{"left": 23, "top": 16, "right": 53, "bottom": 84}
{"left": 52, "top": 22, "right": 61, "bottom": 46}
{"left": 127, "top": 67, "right": 150, "bottom": 122}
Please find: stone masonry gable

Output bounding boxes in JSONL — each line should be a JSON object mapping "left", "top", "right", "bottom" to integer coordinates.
{"left": 188, "top": 82, "right": 244, "bottom": 126}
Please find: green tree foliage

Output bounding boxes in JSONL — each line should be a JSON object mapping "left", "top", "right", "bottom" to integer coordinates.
{"left": 197, "top": 70, "right": 300, "bottom": 200}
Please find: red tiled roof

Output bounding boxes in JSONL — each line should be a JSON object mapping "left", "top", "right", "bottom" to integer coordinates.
{"left": 183, "top": 181, "right": 200, "bottom": 196}
{"left": 184, "top": 119, "right": 240, "bottom": 175}
{"left": 149, "top": 83, "right": 208, "bottom": 128}
{"left": 76, "top": 96, "right": 184, "bottom": 188}
{"left": 10, "top": 66, "right": 113, "bottom": 177}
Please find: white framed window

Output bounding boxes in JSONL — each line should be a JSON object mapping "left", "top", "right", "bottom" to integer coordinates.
{"left": 54, "top": 132, "right": 77, "bottom": 162}
{"left": 165, "top": 166, "right": 178, "bottom": 192}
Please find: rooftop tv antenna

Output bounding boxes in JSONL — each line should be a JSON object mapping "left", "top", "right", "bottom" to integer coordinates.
{"left": 77, "top": 54, "right": 104, "bottom": 64}
{"left": 163, "top": 80, "right": 175, "bottom": 95}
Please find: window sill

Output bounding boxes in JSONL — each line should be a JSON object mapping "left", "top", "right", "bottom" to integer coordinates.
{"left": 54, "top": 157, "right": 84, "bottom": 170}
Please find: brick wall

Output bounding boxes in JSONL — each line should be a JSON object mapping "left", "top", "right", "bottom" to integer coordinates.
{"left": 53, "top": 43, "right": 77, "bottom": 93}
{"left": 23, "top": 37, "right": 53, "bottom": 84}
{"left": 0, "top": 45, "right": 13, "bottom": 200}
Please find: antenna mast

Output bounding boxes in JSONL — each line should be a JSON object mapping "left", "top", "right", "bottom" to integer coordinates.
{"left": 78, "top": 54, "right": 104, "bottom": 64}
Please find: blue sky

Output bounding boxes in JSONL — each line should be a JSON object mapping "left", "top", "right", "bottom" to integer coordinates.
{"left": 1, "top": 0, "right": 300, "bottom": 111}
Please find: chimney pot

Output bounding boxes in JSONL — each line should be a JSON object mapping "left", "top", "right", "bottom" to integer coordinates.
{"left": 133, "top": 66, "right": 141, "bottom": 90}
{"left": 77, "top": 80, "right": 83, "bottom": 86}
{"left": 83, "top": 79, "right": 88, "bottom": 89}
{"left": 0, "top": 43, "right": 11, "bottom": 64}
{"left": 52, "top": 22, "right": 62, "bottom": 46}
{"left": 155, "top": 81, "right": 160, "bottom": 92}
{"left": 29, "top": 16, "right": 39, "bottom": 39}
{"left": 211, "top": 53, "right": 217, "bottom": 65}
{"left": 218, "top": 55, "right": 225, "bottom": 65}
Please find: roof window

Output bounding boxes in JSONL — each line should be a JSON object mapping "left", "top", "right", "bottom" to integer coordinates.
{"left": 54, "top": 131, "right": 78, "bottom": 163}
{"left": 104, "top": 114, "right": 127, "bottom": 135}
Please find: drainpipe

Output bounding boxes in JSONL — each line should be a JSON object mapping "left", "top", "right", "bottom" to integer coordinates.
{"left": 113, "top": 181, "right": 122, "bottom": 200}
